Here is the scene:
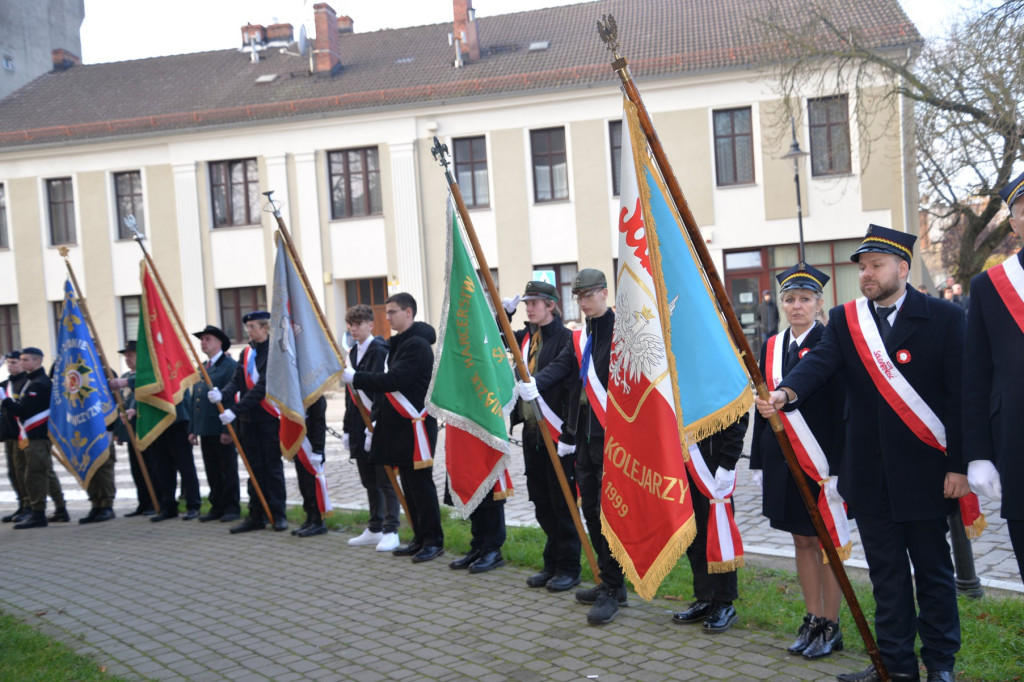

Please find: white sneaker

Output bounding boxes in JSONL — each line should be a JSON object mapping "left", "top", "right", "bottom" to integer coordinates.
{"left": 348, "top": 529, "right": 384, "bottom": 547}
{"left": 375, "top": 532, "right": 400, "bottom": 552}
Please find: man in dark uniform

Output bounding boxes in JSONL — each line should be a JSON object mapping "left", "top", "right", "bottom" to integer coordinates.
{"left": 345, "top": 293, "right": 444, "bottom": 563}
{"left": 292, "top": 396, "right": 328, "bottom": 537}
{"left": 210, "top": 311, "right": 288, "bottom": 533}
{"left": 758, "top": 225, "right": 967, "bottom": 682}
{"left": 1, "top": 348, "right": 59, "bottom": 529}
{"left": 147, "top": 389, "right": 200, "bottom": 522}
{"left": 2, "top": 350, "right": 29, "bottom": 523}
{"left": 502, "top": 281, "right": 579, "bottom": 589}
{"left": 112, "top": 341, "right": 157, "bottom": 517}
{"left": 523, "top": 268, "right": 627, "bottom": 625}
{"left": 189, "top": 325, "right": 240, "bottom": 523}
{"left": 963, "top": 170, "right": 1024, "bottom": 577}
{"left": 342, "top": 304, "right": 400, "bottom": 551}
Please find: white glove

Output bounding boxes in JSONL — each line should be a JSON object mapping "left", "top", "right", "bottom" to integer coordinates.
{"left": 502, "top": 294, "right": 521, "bottom": 314}
{"left": 714, "top": 467, "right": 736, "bottom": 497}
{"left": 968, "top": 460, "right": 1002, "bottom": 501}
{"left": 364, "top": 427, "right": 373, "bottom": 452}
{"left": 342, "top": 367, "right": 356, "bottom": 384}
{"left": 342, "top": 433, "right": 350, "bottom": 452}
{"left": 218, "top": 409, "right": 236, "bottom": 425}
{"left": 749, "top": 469, "right": 763, "bottom": 490}
{"left": 557, "top": 441, "right": 576, "bottom": 457}
{"left": 207, "top": 386, "right": 223, "bottom": 403}
{"left": 518, "top": 378, "right": 540, "bottom": 402}
{"left": 824, "top": 476, "right": 840, "bottom": 498}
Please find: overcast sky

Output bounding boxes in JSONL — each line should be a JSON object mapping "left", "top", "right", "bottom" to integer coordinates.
{"left": 79, "top": 0, "right": 989, "bottom": 64}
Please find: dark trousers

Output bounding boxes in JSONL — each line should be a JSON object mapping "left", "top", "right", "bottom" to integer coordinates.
{"left": 856, "top": 508, "right": 960, "bottom": 674}
{"left": 685, "top": 468, "right": 738, "bottom": 602}
{"left": 200, "top": 435, "right": 240, "bottom": 516}
{"left": 294, "top": 457, "right": 322, "bottom": 524}
{"left": 469, "top": 501, "right": 506, "bottom": 553}
{"left": 1009, "top": 519, "right": 1024, "bottom": 580}
{"left": 150, "top": 421, "right": 201, "bottom": 514}
{"left": 523, "top": 425, "right": 581, "bottom": 576}
{"left": 576, "top": 434, "right": 624, "bottom": 589}
{"left": 86, "top": 445, "right": 117, "bottom": 509}
{"left": 126, "top": 441, "right": 158, "bottom": 512}
{"left": 5, "top": 439, "right": 25, "bottom": 507}
{"left": 355, "top": 458, "right": 400, "bottom": 533}
{"left": 399, "top": 465, "right": 443, "bottom": 547}
{"left": 241, "top": 418, "right": 286, "bottom": 523}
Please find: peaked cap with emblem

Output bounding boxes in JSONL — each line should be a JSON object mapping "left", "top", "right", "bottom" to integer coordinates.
{"left": 571, "top": 268, "right": 607, "bottom": 293}
{"left": 777, "top": 262, "right": 830, "bottom": 293}
{"left": 999, "top": 170, "right": 1024, "bottom": 211}
{"left": 523, "top": 280, "right": 558, "bottom": 302}
{"left": 242, "top": 311, "right": 271, "bottom": 324}
{"left": 850, "top": 224, "right": 916, "bottom": 264}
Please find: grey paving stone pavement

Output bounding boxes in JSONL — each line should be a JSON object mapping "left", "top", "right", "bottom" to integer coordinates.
{"left": 1, "top": 398, "right": 1019, "bottom": 681}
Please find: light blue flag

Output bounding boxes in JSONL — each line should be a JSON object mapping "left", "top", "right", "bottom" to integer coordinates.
{"left": 49, "top": 279, "right": 117, "bottom": 489}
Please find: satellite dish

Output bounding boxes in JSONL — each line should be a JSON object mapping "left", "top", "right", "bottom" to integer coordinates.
{"left": 298, "top": 25, "right": 308, "bottom": 56}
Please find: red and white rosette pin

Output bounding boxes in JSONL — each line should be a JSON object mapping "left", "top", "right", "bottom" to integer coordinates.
{"left": 895, "top": 349, "right": 911, "bottom": 364}
{"left": 798, "top": 347, "right": 809, "bottom": 359}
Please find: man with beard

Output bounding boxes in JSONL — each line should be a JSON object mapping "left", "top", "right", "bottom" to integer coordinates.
{"left": 756, "top": 225, "right": 967, "bottom": 682}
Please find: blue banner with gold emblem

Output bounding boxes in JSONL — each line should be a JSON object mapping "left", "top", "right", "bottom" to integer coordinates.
{"left": 49, "top": 279, "right": 117, "bottom": 489}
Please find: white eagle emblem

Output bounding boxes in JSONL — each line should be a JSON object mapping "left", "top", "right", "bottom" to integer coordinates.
{"left": 610, "top": 293, "right": 676, "bottom": 393}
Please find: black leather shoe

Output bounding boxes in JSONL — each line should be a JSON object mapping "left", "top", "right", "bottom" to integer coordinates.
{"left": 93, "top": 508, "right": 116, "bottom": 523}
{"left": 526, "top": 569, "right": 555, "bottom": 588}
{"left": 181, "top": 510, "right": 199, "bottom": 521}
{"left": 150, "top": 510, "right": 178, "bottom": 522}
{"left": 586, "top": 585, "right": 621, "bottom": 625}
{"left": 2, "top": 507, "right": 27, "bottom": 523}
{"left": 702, "top": 602, "right": 738, "bottom": 633}
{"left": 199, "top": 512, "right": 222, "bottom": 522}
{"left": 449, "top": 550, "right": 482, "bottom": 570}
{"left": 47, "top": 508, "right": 70, "bottom": 523}
{"left": 291, "top": 522, "right": 312, "bottom": 536}
{"left": 469, "top": 550, "right": 505, "bottom": 573}
{"left": 272, "top": 518, "right": 289, "bottom": 532}
{"left": 545, "top": 573, "right": 582, "bottom": 592}
{"left": 14, "top": 511, "right": 48, "bottom": 529}
{"left": 836, "top": 665, "right": 920, "bottom": 681}
{"left": 672, "top": 599, "right": 713, "bottom": 624}
{"left": 576, "top": 584, "right": 628, "bottom": 605}
{"left": 11, "top": 509, "right": 31, "bottom": 523}
{"left": 411, "top": 545, "right": 445, "bottom": 563}
{"left": 926, "top": 672, "right": 953, "bottom": 682}
{"left": 393, "top": 542, "right": 424, "bottom": 557}
{"left": 296, "top": 521, "right": 327, "bottom": 537}
{"left": 788, "top": 613, "right": 820, "bottom": 654}
{"left": 142, "top": 509, "right": 157, "bottom": 516}
{"left": 125, "top": 507, "right": 152, "bottom": 518}
{"left": 803, "top": 618, "right": 842, "bottom": 659}
{"left": 229, "top": 518, "right": 266, "bottom": 534}
{"left": 78, "top": 508, "right": 100, "bottom": 524}
{"left": 219, "top": 512, "right": 240, "bottom": 522}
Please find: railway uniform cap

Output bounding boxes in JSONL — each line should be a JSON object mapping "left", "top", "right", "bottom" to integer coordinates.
{"left": 850, "top": 224, "right": 916, "bottom": 264}
{"left": 776, "top": 262, "right": 830, "bottom": 293}
{"left": 999, "top": 170, "right": 1024, "bottom": 211}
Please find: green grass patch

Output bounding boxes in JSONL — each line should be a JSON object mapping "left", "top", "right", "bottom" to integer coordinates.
{"left": 0, "top": 611, "right": 127, "bottom": 682}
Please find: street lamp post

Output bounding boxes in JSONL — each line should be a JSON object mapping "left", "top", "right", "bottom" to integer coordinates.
{"left": 781, "top": 117, "right": 810, "bottom": 263}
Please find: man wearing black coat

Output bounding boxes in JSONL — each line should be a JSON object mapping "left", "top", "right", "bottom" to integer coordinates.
{"left": 1, "top": 350, "right": 29, "bottom": 522}
{"left": 963, "top": 171, "right": 1024, "bottom": 578}
{"left": 758, "top": 225, "right": 967, "bottom": 682}
{"left": 345, "top": 293, "right": 444, "bottom": 563}
{"left": 292, "top": 396, "right": 328, "bottom": 537}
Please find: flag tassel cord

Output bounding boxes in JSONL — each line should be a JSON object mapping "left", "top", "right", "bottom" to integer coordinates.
{"left": 599, "top": 18, "right": 887, "bottom": 681}
{"left": 128, "top": 229, "right": 274, "bottom": 525}
{"left": 429, "top": 138, "right": 601, "bottom": 584}
{"left": 58, "top": 248, "right": 161, "bottom": 514}
{"left": 261, "top": 193, "right": 414, "bottom": 535}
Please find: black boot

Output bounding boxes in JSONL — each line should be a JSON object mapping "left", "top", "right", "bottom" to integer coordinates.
{"left": 787, "top": 613, "right": 820, "bottom": 654}
{"left": 2, "top": 507, "right": 27, "bottom": 523}
{"left": 576, "top": 583, "right": 627, "bottom": 605}
{"left": 14, "top": 510, "right": 48, "bottom": 529}
{"left": 47, "top": 507, "right": 70, "bottom": 522}
{"left": 802, "top": 618, "right": 842, "bottom": 659}
{"left": 586, "top": 584, "right": 621, "bottom": 625}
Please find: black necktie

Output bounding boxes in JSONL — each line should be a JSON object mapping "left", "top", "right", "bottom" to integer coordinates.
{"left": 876, "top": 305, "right": 896, "bottom": 342}
{"left": 785, "top": 340, "right": 799, "bottom": 371}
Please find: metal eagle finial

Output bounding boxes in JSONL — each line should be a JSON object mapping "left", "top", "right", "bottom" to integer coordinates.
{"left": 597, "top": 14, "right": 621, "bottom": 60}
{"left": 430, "top": 136, "right": 450, "bottom": 170}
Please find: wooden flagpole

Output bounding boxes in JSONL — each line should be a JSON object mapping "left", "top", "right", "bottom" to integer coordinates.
{"left": 127, "top": 221, "right": 274, "bottom": 525}
{"left": 429, "top": 139, "right": 601, "bottom": 583}
{"left": 261, "top": 193, "right": 414, "bottom": 533}
{"left": 58, "top": 247, "right": 160, "bottom": 514}
{"left": 597, "top": 16, "right": 887, "bottom": 680}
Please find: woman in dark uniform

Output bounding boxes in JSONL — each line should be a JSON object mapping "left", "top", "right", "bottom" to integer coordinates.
{"left": 750, "top": 263, "right": 846, "bottom": 659}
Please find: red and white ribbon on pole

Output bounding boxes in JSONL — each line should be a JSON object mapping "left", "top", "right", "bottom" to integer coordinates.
{"left": 685, "top": 443, "right": 743, "bottom": 573}
{"left": 386, "top": 391, "right": 433, "bottom": 469}
{"left": 295, "top": 441, "right": 332, "bottom": 514}
{"left": 17, "top": 409, "right": 50, "bottom": 448}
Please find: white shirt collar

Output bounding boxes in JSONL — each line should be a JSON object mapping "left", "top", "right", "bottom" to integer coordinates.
{"left": 874, "top": 289, "right": 908, "bottom": 323}
{"left": 356, "top": 335, "right": 374, "bottom": 364}
{"left": 790, "top": 322, "right": 816, "bottom": 347}
{"left": 206, "top": 350, "right": 223, "bottom": 365}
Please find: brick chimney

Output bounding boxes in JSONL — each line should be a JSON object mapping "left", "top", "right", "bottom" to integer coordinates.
{"left": 313, "top": 3, "right": 342, "bottom": 75}
{"left": 337, "top": 15, "right": 354, "bottom": 34}
{"left": 453, "top": 0, "right": 480, "bottom": 62}
{"left": 266, "top": 23, "right": 294, "bottom": 43}
{"left": 51, "top": 48, "right": 80, "bottom": 71}
{"left": 241, "top": 23, "right": 266, "bottom": 47}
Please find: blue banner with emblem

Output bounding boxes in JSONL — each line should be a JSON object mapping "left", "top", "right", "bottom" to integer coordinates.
{"left": 49, "top": 279, "right": 117, "bottom": 489}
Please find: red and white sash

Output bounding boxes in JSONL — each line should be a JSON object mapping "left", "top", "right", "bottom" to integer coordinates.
{"left": 386, "top": 391, "right": 433, "bottom": 469}
{"left": 17, "top": 409, "right": 50, "bottom": 448}
{"left": 242, "top": 346, "right": 280, "bottom": 418}
{"left": 685, "top": 444, "right": 743, "bottom": 573}
{"left": 295, "top": 441, "right": 332, "bottom": 515}
{"left": 573, "top": 329, "right": 607, "bottom": 427}
{"left": 766, "top": 332, "right": 851, "bottom": 560}
{"left": 846, "top": 298, "right": 985, "bottom": 536}
{"left": 519, "top": 334, "right": 563, "bottom": 440}
{"left": 346, "top": 384, "right": 373, "bottom": 414}
{"left": 988, "top": 253, "right": 1024, "bottom": 335}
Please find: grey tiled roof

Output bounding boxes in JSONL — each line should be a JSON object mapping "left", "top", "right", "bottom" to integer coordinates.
{"left": 0, "top": 0, "right": 919, "bottom": 148}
